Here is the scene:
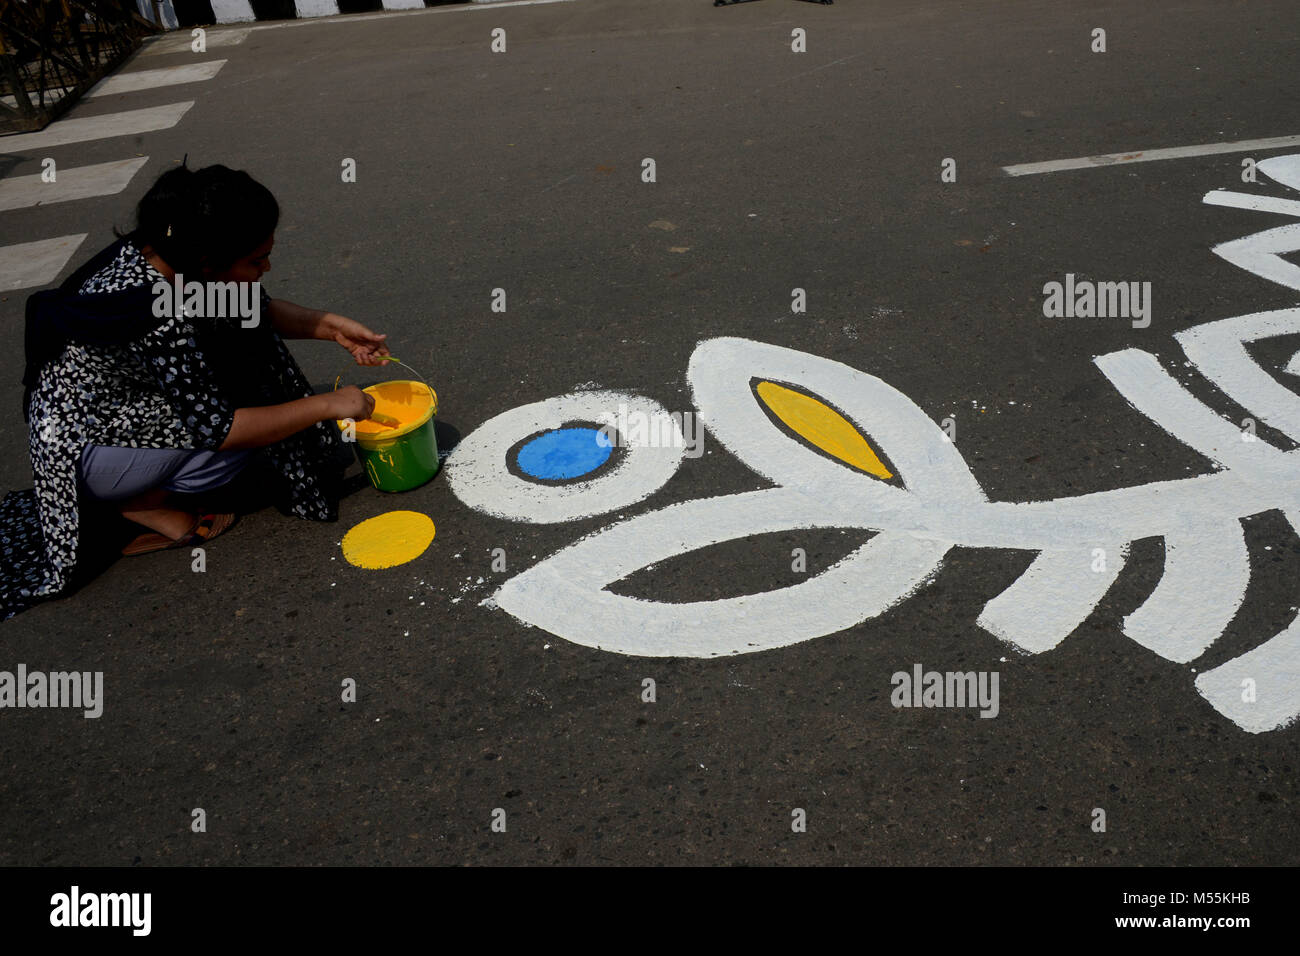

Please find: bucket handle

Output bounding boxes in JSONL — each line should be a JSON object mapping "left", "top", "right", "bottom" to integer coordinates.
{"left": 333, "top": 356, "right": 431, "bottom": 394}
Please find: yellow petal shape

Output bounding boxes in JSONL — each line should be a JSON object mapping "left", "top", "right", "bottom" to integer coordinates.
{"left": 342, "top": 511, "right": 436, "bottom": 569}
{"left": 755, "top": 381, "right": 893, "bottom": 479}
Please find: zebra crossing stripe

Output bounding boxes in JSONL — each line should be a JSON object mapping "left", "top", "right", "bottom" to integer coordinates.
{"left": 1, "top": 88, "right": 71, "bottom": 112}
{"left": 87, "top": 62, "right": 227, "bottom": 98}
{"left": 0, "top": 235, "right": 88, "bottom": 292}
{"left": 0, "top": 102, "right": 194, "bottom": 152}
{"left": 140, "top": 28, "right": 251, "bottom": 54}
{"left": 0, "top": 158, "right": 151, "bottom": 213}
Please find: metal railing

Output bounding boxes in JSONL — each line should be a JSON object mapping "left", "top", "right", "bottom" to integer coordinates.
{"left": 0, "top": 0, "right": 157, "bottom": 134}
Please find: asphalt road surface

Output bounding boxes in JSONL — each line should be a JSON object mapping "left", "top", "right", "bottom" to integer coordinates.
{"left": 1, "top": 0, "right": 1298, "bottom": 866}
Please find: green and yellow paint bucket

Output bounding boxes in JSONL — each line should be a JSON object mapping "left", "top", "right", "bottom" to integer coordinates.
{"left": 335, "top": 361, "right": 440, "bottom": 493}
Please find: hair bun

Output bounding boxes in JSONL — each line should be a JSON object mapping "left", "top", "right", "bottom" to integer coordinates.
{"left": 128, "top": 163, "right": 279, "bottom": 276}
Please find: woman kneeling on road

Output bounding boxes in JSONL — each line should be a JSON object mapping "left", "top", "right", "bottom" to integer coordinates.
{"left": 1, "top": 162, "right": 385, "bottom": 620}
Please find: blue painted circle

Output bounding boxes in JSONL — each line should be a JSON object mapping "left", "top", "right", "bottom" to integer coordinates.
{"left": 516, "top": 427, "right": 613, "bottom": 481}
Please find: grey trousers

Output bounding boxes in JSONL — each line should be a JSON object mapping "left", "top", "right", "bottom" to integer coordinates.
{"left": 79, "top": 444, "right": 255, "bottom": 502}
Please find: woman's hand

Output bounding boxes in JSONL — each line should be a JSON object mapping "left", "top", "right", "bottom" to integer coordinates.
{"left": 329, "top": 385, "right": 376, "bottom": 423}
{"left": 325, "top": 314, "right": 391, "bottom": 366}
{"left": 267, "top": 301, "right": 392, "bottom": 364}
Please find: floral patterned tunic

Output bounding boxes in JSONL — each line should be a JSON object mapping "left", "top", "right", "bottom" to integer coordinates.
{"left": 1, "top": 238, "right": 341, "bottom": 621}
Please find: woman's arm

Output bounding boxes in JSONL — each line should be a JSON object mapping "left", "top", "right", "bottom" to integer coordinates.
{"left": 267, "top": 297, "right": 333, "bottom": 340}
{"left": 268, "top": 298, "right": 390, "bottom": 365}
{"left": 218, "top": 387, "right": 374, "bottom": 451}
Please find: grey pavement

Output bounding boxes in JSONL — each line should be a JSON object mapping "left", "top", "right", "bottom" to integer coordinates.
{"left": 0, "top": 0, "right": 1297, "bottom": 865}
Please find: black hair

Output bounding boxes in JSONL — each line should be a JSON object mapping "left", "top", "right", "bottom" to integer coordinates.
{"left": 116, "top": 159, "right": 279, "bottom": 276}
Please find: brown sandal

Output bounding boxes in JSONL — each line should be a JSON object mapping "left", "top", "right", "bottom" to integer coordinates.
{"left": 121, "top": 513, "right": 235, "bottom": 556}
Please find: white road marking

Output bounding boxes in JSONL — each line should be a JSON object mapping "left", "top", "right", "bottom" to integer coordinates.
{"left": 447, "top": 153, "right": 1300, "bottom": 731}
{"left": 1208, "top": 223, "right": 1300, "bottom": 293}
{"left": 494, "top": 487, "right": 950, "bottom": 658}
{"left": 87, "top": 61, "right": 226, "bottom": 98}
{"left": 0, "top": 235, "right": 87, "bottom": 292}
{"left": 445, "top": 391, "right": 683, "bottom": 523}
{"left": 1096, "top": 347, "right": 1287, "bottom": 471}
{"left": 0, "top": 102, "right": 193, "bottom": 151}
{"left": 141, "top": 24, "right": 251, "bottom": 49}
{"left": 459, "top": 326, "right": 1300, "bottom": 724}
{"left": 1197, "top": 570, "right": 1300, "bottom": 734}
{"left": 1124, "top": 524, "right": 1250, "bottom": 664}
{"left": 1203, "top": 189, "right": 1300, "bottom": 219}
{"left": 0, "top": 88, "right": 70, "bottom": 111}
{"left": 1178, "top": 308, "right": 1300, "bottom": 446}
{"left": 1003, "top": 134, "right": 1300, "bottom": 176}
{"left": 978, "top": 546, "right": 1126, "bottom": 654}
{"left": 0, "top": 157, "right": 150, "bottom": 213}
{"left": 1258, "top": 155, "right": 1300, "bottom": 191}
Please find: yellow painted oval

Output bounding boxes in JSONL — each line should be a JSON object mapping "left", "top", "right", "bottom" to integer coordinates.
{"left": 342, "top": 510, "right": 436, "bottom": 569}
{"left": 755, "top": 381, "right": 892, "bottom": 479}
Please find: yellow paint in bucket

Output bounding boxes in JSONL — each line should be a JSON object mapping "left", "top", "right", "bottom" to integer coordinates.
{"left": 342, "top": 511, "right": 436, "bottom": 569}
{"left": 351, "top": 381, "right": 437, "bottom": 440}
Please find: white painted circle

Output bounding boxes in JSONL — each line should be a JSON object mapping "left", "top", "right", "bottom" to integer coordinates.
{"left": 446, "top": 390, "right": 685, "bottom": 523}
